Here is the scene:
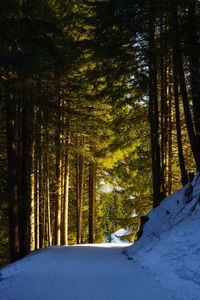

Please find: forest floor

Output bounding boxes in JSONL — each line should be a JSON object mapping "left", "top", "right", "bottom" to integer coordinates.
{"left": 0, "top": 243, "right": 178, "bottom": 300}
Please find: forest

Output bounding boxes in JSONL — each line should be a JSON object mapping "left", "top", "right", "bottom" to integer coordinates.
{"left": 0, "top": 0, "right": 200, "bottom": 267}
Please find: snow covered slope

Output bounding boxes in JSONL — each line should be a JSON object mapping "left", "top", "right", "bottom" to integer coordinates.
{"left": 128, "top": 172, "right": 200, "bottom": 300}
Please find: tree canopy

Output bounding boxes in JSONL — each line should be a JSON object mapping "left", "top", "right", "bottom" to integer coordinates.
{"left": 0, "top": 0, "right": 200, "bottom": 266}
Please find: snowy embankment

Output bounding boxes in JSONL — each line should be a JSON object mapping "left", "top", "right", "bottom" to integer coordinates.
{"left": 128, "top": 172, "right": 200, "bottom": 300}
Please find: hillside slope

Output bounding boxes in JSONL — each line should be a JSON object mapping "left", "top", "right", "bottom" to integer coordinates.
{"left": 128, "top": 172, "right": 200, "bottom": 300}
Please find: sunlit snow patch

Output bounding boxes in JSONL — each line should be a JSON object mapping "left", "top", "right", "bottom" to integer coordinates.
{"left": 110, "top": 228, "right": 131, "bottom": 244}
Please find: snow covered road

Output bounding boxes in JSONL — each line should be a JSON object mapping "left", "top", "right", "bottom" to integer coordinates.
{"left": 0, "top": 244, "right": 178, "bottom": 300}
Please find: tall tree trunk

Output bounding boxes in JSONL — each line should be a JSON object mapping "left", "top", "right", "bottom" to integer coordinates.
{"left": 173, "top": 50, "right": 188, "bottom": 185}
{"left": 76, "top": 153, "right": 84, "bottom": 244}
{"left": 148, "top": 6, "right": 162, "bottom": 207}
{"left": 162, "top": 58, "right": 169, "bottom": 197}
{"left": 62, "top": 132, "right": 70, "bottom": 245}
{"left": 160, "top": 16, "right": 167, "bottom": 198}
{"left": 170, "top": 1, "right": 199, "bottom": 170}
{"left": 5, "top": 93, "right": 20, "bottom": 261}
{"left": 167, "top": 73, "right": 173, "bottom": 195}
{"left": 55, "top": 138, "right": 62, "bottom": 245}
{"left": 19, "top": 97, "right": 32, "bottom": 257}
{"left": 45, "top": 139, "right": 52, "bottom": 246}
{"left": 88, "top": 161, "right": 96, "bottom": 243}
{"left": 38, "top": 111, "right": 44, "bottom": 248}
{"left": 76, "top": 152, "right": 80, "bottom": 244}
{"left": 30, "top": 128, "right": 35, "bottom": 252}
{"left": 42, "top": 176, "right": 46, "bottom": 248}
{"left": 35, "top": 149, "right": 40, "bottom": 249}
{"left": 54, "top": 73, "right": 63, "bottom": 246}
{"left": 188, "top": 1, "right": 200, "bottom": 171}
{"left": 35, "top": 111, "right": 40, "bottom": 250}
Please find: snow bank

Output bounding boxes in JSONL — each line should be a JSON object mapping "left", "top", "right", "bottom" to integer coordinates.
{"left": 129, "top": 172, "right": 200, "bottom": 300}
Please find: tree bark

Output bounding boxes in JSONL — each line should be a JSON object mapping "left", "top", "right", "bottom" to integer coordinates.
{"left": 35, "top": 109, "right": 40, "bottom": 250}
{"left": 173, "top": 50, "right": 188, "bottom": 185}
{"left": 160, "top": 16, "right": 167, "bottom": 198}
{"left": 45, "top": 139, "right": 52, "bottom": 246}
{"left": 19, "top": 97, "right": 33, "bottom": 257}
{"left": 76, "top": 154, "right": 84, "bottom": 244}
{"left": 88, "top": 161, "right": 96, "bottom": 243}
{"left": 148, "top": 5, "right": 162, "bottom": 207}
{"left": 62, "top": 132, "right": 70, "bottom": 245}
{"left": 5, "top": 93, "right": 20, "bottom": 262}
{"left": 170, "top": 1, "right": 200, "bottom": 170}
{"left": 167, "top": 65, "right": 173, "bottom": 195}
{"left": 30, "top": 125, "right": 35, "bottom": 252}
{"left": 188, "top": 1, "right": 200, "bottom": 171}
{"left": 38, "top": 110, "right": 44, "bottom": 248}
{"left": 55, "top": 132, "right": 62, "bottom": 245}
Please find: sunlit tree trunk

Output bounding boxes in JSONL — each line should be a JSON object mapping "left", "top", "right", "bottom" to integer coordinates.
{"left": 76, "top": 154, "right": 84, "bottom": 244}
{"left": 55, "top": 131, "right": 62, "bottom": 245}
{"left": 30, "top": 131, "right": 35, "bottom": 251}
{"left": 62, "top": 149, "right": 70, "bottom": 245}
{"left": 45, "top": 141, "right": 52, "bottom": 246}
{"left": 38, "top": 110, "right": 44, "bottom": 248}
{"left": 35, "top": 113, "right": 40, "bottom": 249}
{"left": 88, "top": 161, "right": 96, "bottom": 243}
{"left": 55, "top": 78, "right": 62, "bottom": 245}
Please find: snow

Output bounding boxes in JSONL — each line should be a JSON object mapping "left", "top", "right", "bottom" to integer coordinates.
{"left": 0, "top": 244, "right": 177, "bottom": 300}
{"left": 110, "top": 228, "right": 130, "bottom": 243}
{"left": 128, "top": 172, "right": 200, "bottom": 300}
{"left": 1, "top": 173, "right": 200, "bottom": 300}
